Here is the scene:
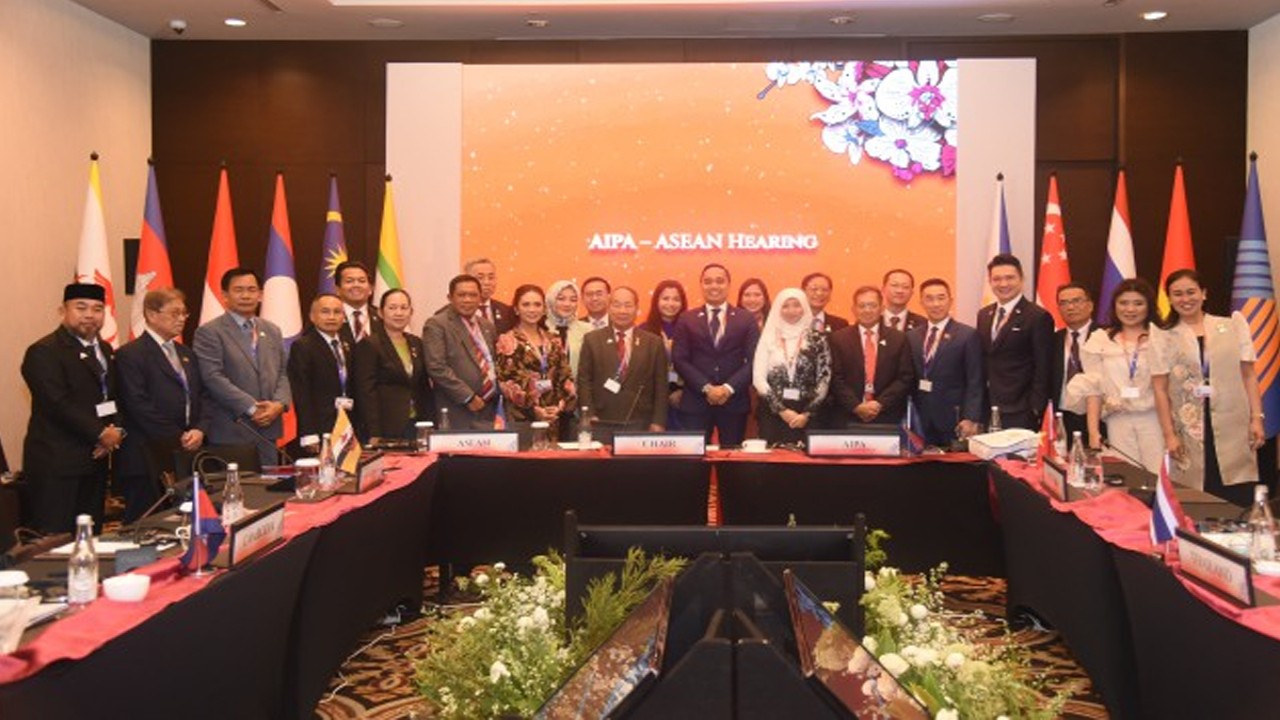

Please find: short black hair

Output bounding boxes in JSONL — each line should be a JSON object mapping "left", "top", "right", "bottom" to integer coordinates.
{"left": 1055, "top": 282, "right": 1093, "bottom": 302}
{"left": 882, "top": 268, "right": 915, "bottom": 287}
{"left": 221, "top": 267, "right": 261, "bottom": 292}
{"left": 379, "top": 288, "right": 412, "bottom": 308}
{"left": 919, "top": 277, "right": 950, "bottom": 295}
{"left": 581, "top": 276, "right": 612, "bottom": 293}
{"left": 801, "top": 272, "right": 833, "bottom": 290}
{"left": 701, "top": 263, "right": 731, "bottom": 284}
{"left": 449, "top": 274, "right": 482, "bottom": 296}
{"left": 334, "top": 260, "right": 371, "bottom": 285}
{"left": 612, "top": 286, "right": 640, "bottom": 305}
{"left": 987, "top": 253, "right": 1023, "bottom": 277}
{"left": 310, "top": 292, "right": 343, "bottom": 310}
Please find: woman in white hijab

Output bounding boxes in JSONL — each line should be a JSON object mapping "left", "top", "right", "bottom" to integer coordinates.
{"left": 752, "top": 287, "right": 832, "bottom": 445}
{"left": 545, "top": 279, "right": 592, "bottom": 378}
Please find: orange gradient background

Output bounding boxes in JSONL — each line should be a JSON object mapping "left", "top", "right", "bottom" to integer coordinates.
{"left": 462, "top": 63, "right": 954, "bottom": 315}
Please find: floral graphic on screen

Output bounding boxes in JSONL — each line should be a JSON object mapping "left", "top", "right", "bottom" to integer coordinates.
{"left": 763, "top": 60, "right": 957, "bottom": 183}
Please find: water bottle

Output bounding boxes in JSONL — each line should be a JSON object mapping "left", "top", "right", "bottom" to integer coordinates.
{"left": 438, "top": 407, "right": 452, "bottom": 431}
{"left": 67, "top": 514, "right": 99, "bottom": 605}
{"left": 318, "top": 433, "right": 338, "bottom": 491}
{"left": 1249, "top": 485, "right": 1277, "bottom": 563}
{"left": 989, "top": 405, "right": 1002, "bottom": 433}
{"left": 1068, "top": 431, "right": 1086, "bottom": 488}
{"left": 222, "top": 462, "right": 245, "bottom": 526}
{"left": 1053, "top": 413, "right": 1068, "bottom": 458}
{"left": 577, "top": 406, "right": 593, "bottom": 450}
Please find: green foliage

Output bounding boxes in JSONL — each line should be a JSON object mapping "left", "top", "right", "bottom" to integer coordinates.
{"left": 569, "top": 547, "right": 685, "bottom": 664}
{"left": 865, "top": 527, "right": 890, "bottom": 570}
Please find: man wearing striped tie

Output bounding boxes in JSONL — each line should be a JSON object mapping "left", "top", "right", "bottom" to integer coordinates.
{"left": 423, "top": 275, "right": 499, "bottom": 429}
{"left": 975, "top": 254, "right": 1054, "bottom": 431}
{"left": 906, "top": 279, "right": 983, "bottom": 448}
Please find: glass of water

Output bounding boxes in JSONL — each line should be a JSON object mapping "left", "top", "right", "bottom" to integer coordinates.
{"left": 293, "top": 458, "right": 320, "bottom": 501}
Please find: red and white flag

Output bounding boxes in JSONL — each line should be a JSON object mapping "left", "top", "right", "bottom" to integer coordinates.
{"left": 76, "top": 153, "right": 119, "bottom": 346}
{"left": 1035, "top": 174, "right": 1072, "bottom": 330}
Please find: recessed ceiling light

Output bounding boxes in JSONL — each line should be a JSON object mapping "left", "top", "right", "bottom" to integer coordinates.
{"left": 526, "top": 18, "right": 550, "bottom": 28}
{"left": 977, "top": 12, "right": 1016, "bottom": 23}
{"left": 224, "top": 17, "right": 247, "bottom": 27}
{"left": 829, "top": 15, "right": 856, "bottom": 26}
{"left": 1102, "top": 0, "right": 1122, "bottom": 6}
{"left": 369, "top": 18, "right": 404, "bottom": 28}
{"left": 1142, "top": 10, "right": 1168, "bottom": 20}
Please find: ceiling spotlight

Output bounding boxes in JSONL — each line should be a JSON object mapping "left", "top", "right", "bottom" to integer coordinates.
{"left": 1102, "top": 0, "right": 1122, "bottom": 6}
{"left": 1142, "top": 10, "right": 1168, "bottom": 20}
{"left": 368, "top": 18, "right": 404, "bottom": 28}
{"left": 224, "top": 17, "right": 247, "bottom": 27}
{"left": 976, "top": 12, "right": 1016, "bottom": 23}
{"left": 829, "top": 15, "right": 856, "bottom": 26}
{"left": 526, "top": 17, "right": 550, "bottom": 28}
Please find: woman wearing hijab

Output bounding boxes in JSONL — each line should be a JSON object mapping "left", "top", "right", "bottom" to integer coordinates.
{"left": 751, "top": 288, "right": 831, "bottom": 445}
{"left": 545, "top": 279, "right": 593, "bottom": 378}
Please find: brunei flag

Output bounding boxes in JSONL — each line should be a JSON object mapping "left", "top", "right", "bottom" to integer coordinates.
{"left": 1231, "top": 154, "right": 1280, "bottom": 439}
{"left": 317, "top": 174, "right": 348, "bottom": 295}
{"left": 330, "top": 406, "right": 362, "bottom": 474}
{"left": 130, "top": 159, "right": 174, "bottom": 340}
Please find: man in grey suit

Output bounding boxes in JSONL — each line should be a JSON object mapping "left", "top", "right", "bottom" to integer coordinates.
{"left": 194, "top": 267, "right": 292, "bottom": 466}
{"left": 577, "top": 287, "right": 668, "bottom": 438}
{"left": 423, "top": 274, "right": 498, "bottom": 429}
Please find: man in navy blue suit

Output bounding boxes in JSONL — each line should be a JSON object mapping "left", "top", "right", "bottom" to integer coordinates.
{"left": 672, "top": 263, "right": 760, "bottom": 446}
{"left": 907, "top": 279, "right": 984, "bottom": 447}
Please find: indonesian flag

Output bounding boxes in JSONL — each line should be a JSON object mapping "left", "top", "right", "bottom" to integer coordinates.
{"left": 1035, "top": 174, "right": 1072, "bottom": 329}
{"left": 198, "top": 166, "right": 240, "bottom": 326}
{"left": 76, "top": 153, "right": 119, "bottom": 347}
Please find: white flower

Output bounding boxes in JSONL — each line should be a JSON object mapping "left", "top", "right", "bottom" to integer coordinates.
{"left": 864, "top": 118, "right": 942, "bottom": 173}
{"left": 516, "top": 616, "right": 534, "bottom": 632}
{"left": 532, "top": 606, "right": 550, "bottom": 630}
{"left": 945, "top": 652, "right": 965, "bottom": 669}
{"left": 811, "top": 63, "right": 882, "bottom": 126}
{"left": 458, "top": 616, "right": 477, "bottom": 631}
{"left": 474, "top": 608, "right": 492, "bottom": 622}
{"left": 910, "top": 603, "right": 929, "bottom": 621}
{"left": 862, "top": 636, "right": 878, "bottom": 653}
{"left": 488, "top": 660, "right": 510, "bottom": 684}
{"left": 493, "top": 562, "right": 506, "bottom": 572}
{"left": 911, "top": 648, "right": 938, "bottom": 667}
{"left": 936, "top": 709, "right": 959, "bottom": 720}
{"left": 896, "top": 612, "right": 910, "bottom": 627}
{"left": 876, "top": 61, "right": 956, "bottom": 129}
{"left": 996, "top": 716, "right": 1010, "bottom": 720}
{"left": 863, "top": 572, "right": 877, "bottom": 591}
{"left": 473, "top": 572, "right": 490, "bottom": 587}
{"left": 880, "top": 652, "right": 910, "bottom": 677}
{"left": 878, "top": 566, "right": 898, "bottom": 579}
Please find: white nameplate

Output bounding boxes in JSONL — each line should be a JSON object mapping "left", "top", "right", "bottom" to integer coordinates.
{"left": 429, "top": 432, "right": 519, "bottom": 454}
{"left": 338, "top": 451, "right": 385, "bottom": 494}
{"left": 612, "top": 432, "right": 706, "bottom": 457}
{"left": 222, "top": 501, "right": 286, "bottom": 568}
{"left": 1041, "top": 457, "right": 1067, "bottom": 501}
{"left": 807, "top": 432, "right": 901, "bottom": 457}
{"left": 1176, "top": 528, "right": 1255, "bottom": 606}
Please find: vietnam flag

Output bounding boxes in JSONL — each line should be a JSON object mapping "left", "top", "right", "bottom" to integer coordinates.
{"left": 130, "top": 159, "right": 175, "bottom": 340}
{"left": 198, "top": 166, "right": 240, "bottom": 326}
{"left": 76, "top": 152, "right": 120, "bottom": 347}
{"left": 1034, "top": 174, "right": 1072, "bottom": 329}
{"left": 1157, "top": 162, "right": 1196, "bottom": 321}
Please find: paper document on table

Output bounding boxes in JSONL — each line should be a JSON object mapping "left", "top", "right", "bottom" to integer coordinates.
{"left": 45, "top": 540, "right": 141, "bottom": 557}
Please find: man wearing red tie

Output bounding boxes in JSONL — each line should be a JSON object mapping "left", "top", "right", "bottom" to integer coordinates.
{"left": 829, "top": 286, "right": 915, "bottom": 426}
{"left": 335, "top": 260, "right": 380, "bottom": 344}
{"left": 423, "top": 275, "right": 499, "bottom": 429}
{"left": 465, "top": 258, "right": 515, "bottom": 334}
{"left": 577, "top": 287, "right": 667, "bottom": 438}
{"left": 976, "top": 253, "right": 1054, "bottom": 430}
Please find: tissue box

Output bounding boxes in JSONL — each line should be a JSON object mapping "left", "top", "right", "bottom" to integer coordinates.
{"left": 967, "top": 428, "right": 1041, "bottom": 460}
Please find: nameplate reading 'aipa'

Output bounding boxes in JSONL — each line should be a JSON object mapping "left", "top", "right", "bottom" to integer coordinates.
{"left": 806, "top": 429, "right": 901, "bottom": 457}
{"left": 612, "top": 432, "right": 706, "bottom": 457}
{"left": 429, "top": 432, "right": 520, "bottom": 454}
{"left": 1176, "top": 528, "right": 1256, "bottom": 606}
{"left": 222, "top": 501, "right": 286, "bottom": 569}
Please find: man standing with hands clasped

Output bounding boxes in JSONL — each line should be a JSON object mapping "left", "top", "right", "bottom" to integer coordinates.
{"left": 829, "top": 286, "right": 915, "bottom": 426}
{"left": 976, "top": 253, "right": 1054, "bottom": 430}
{"left": 577, "top": 287, "right": 668, "bottom": 438}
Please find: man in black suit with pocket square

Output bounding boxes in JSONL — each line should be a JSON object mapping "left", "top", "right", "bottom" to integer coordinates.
{"left": 829, "top": 286, "right": 916, "bottom": 426}
{"left": 287, "top": 294, "right": 353, "bottom": 451}
{"left": 907, "top": 279, "right": 984, "bottom": 447}
{"left": 976, "top": 254, "right": 1055, "bottom": 430}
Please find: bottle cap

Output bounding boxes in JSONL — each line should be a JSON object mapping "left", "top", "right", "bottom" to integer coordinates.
{"left": 227, "top": 462, "right": 239, "bottom": 471}
{"left": 76, "top": 514, "right": 93, "bottom": 525}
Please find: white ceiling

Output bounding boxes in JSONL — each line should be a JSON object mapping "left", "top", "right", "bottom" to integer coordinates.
{"left": 73, "top": 0, "right": 1280, "bottom": 41}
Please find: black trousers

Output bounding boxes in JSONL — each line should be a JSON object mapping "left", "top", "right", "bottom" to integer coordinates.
{"left": 28, "top": 471, "right": 106, "bottom": 534}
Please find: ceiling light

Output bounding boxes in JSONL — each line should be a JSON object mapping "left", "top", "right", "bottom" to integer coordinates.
{"left": 1102, "top": 0, "right": 1122, "bottom": 6}
{"left": 368, "top": 18, "right": 404, "bottom": 28}
{"left": 976, "top": 12, "right": 1016, "bottom": 23}
{"left": 526, "top": 18, "right": 550, "bottom": 28}
{"left": 829, "top": 15, "right": 856, "bottom": 26}
{"left": 224, "top": 17, "right": 247, "bottom": 27}
{"left": 1142, "top": 10, "right": 1168, "bottom": 20}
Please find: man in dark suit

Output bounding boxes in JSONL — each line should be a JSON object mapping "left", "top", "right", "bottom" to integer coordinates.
{"left": 580, "top": 276, "right": 612, "bottom": 330}
{"left": 465, "top": 258, "right": 515, "bottom": 334}
{"left": 672, "top": 263, "right": 760, "bottom": 446}
{"left": 287, "top": 294, "right": 352, "bottom": 451}
{"left": 975, "top": 253, "right": 1055, "bottom": 430}
{"left": 801, "top": 272, "right": 849, "bottom": 335}
{"left": 423, "top": 274, "right": 499, "bottom": 429}
{"left": 907, "top": 279, "right": 983, "bottom": 447}
{"left": 21, "top": 283, "right": 124, "bottom": 533}
{"left": 577, "top": 287, "right": 668, "bottom": 438}
{"left": 830, "top": 286, "right": 916, "bottom": 426}
{"left": 115, "top": 288, "right": 209, "bottom": 522}
{"left": 882, "top": 269, "right": 927, "bottom": 333}
{"left": 194, "top": 267, "right": 292, "bottom": 467}
{"left": 1051, "top": 283, "right": 1099, "bottom": 446}
{"left": 334, "top": 260, "right": 381, "bottom": 345}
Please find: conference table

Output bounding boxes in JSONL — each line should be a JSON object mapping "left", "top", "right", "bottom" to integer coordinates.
{"left": 4, "top": 446, "right": 1280, "bottom": 719}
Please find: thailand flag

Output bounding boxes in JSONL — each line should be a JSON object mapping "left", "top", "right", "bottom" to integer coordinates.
{"left": 1150, "top": 453, "right": 1190, "bottom": 545}
{"left": 130, "top": 159, "right": 174, "bottom": 340}
{"left": 1098, "top": 169, "right": 1136, "bottom": 325}
{"left": 181, "top": 473, "right": 225, "bottom": 570}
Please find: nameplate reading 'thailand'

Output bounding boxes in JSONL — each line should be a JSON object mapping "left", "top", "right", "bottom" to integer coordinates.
{"left": 612, "top": 433, "right": 707, "bottom": 457}
{"left": 429, "top": 432, "right": 520, "bottom": 454}
{"left": 1176, "top": 528, "right": 1256, "bottom": 606}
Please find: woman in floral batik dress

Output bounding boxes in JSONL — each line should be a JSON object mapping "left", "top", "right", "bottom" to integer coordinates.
{"left": 496, "top": 284, "right": 576, "bottom": 441}
{"left": 751, "top": 288, "right": 831, "bottom": 446}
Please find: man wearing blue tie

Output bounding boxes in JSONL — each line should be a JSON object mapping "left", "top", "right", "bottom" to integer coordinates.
{"left": 287, "top": 294, "right": 353, "bottom": 452}
{"left": 672, "top": 264, "right": 760, "bottom": 446}
{"left": 907, "top": 279, "right": 984, "bottom": 447}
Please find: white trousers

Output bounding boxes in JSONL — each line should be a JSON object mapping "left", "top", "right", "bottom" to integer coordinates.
{"left": 1104, "top": 409, "right": 1165, "bottom": 474}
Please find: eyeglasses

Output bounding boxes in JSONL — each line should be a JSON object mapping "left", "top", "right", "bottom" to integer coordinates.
{"left": 1058, "top": 298, "right": 1091, "bottom": 307}
{"left": 159, "top": 309, "right": 190, "bottom": 319}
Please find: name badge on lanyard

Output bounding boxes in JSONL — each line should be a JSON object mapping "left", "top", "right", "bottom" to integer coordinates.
{"left": 603, "top": 378, "right": 622, "bottom": 394}
{"left": 334, "top": 397, "right": 354, "bottom": 411}
{"left": 782, "top": 387, "right": 801, "bottom": 401}
{"left": 918, "top": 379, "right": 933, "bottom": 393}
{"left": 96, "top": 401, "right": 118, "bottom": 418}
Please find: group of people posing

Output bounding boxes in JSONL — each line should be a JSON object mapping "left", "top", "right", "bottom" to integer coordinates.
{"left": 22, "top": 254, "right": 1267, "bottom": 533}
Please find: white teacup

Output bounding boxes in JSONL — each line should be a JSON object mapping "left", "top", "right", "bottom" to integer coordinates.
{"left": 741, "top": 439, "right": 768, "bottom": 453}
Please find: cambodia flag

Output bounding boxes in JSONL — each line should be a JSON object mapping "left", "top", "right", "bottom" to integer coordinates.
{"left": 181, "top": 473, "right": 225, "bottom": 570}
{"left": 900, "top": 398, "right": 926, "bottom": 455}
{"left": 261, "top": 173, "right": 302, "bottom": 446}
{"left": 130, "top": 159, "right": 174, "bottom": 340}
{"left": 317, "top": 174, "right": 348, "bottom": 295}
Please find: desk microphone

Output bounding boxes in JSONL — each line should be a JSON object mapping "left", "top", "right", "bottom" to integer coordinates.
{"left": 235, "top": 415, "right": 294, "bottom": 465}
{"left": 623, "top": 382, "right": 645, "bottom": 427}
{"left": 130, "top": 486, "right": 178, "bottom": 544}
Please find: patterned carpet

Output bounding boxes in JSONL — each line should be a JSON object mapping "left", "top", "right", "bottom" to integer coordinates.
{"left": 313, "top": 569, "right": 1109, "bottom": 719}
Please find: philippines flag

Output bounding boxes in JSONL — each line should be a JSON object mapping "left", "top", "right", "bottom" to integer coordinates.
{"left": 1034, "top": 173, "right": 1072, "bottom": 329}
{"left": 198, "top": 166, "right": 240, "bottom": 326}
{"left": 1231, "top": 153, "right": 1280, "bottom": 439}
{"left": 181, "top": 473, "right": 226, "bottom": 570}
{"left": 317, "top": 174, "right": 348, "bottom": 295}
{"left": 76, "top": 153, "right": 120, "bottom": 347}
{"left": 981, "top": 173, "right": 1012, "bottom": 307}
{"left": 261, "top": 173, "right": 302, "bottom": 447}
{"left": 1098, "top": 169, "right": 1136, "bottom": 326}
{"left": 130, "top": 159, "right": 174, "bottom": 341}
{"left": 1150, "top": 453, "right": 1190, "bottom": 545}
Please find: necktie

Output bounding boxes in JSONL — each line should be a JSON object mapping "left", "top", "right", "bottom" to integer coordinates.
{"left": 923, "top": 326, "right": 939, "bottom": 371}
{"left": 465, "top": 318, "right": 496, "bottom": 400}
{"left": 889, "top": 316, "right": 900, "bottom": 330}
{"left": 352, "top": 309, "right": 365, "bottom": 341}
{"left": 244, "top": 318, "right": 259, "bottom": 359}
{"left": 709, "top": 308, "right": 722, "bottom": 347}
{"left": 164, "top": 341, "right": 191, "bottom": 424}
{"left": 1067, "top": 330, "right": 1082, "bottom": 383}
{"left": 86, "top": 341, "right": 108, "bottom": 399}
{"left": 482, "top": 304, "right": 493, "bottom": 324}
{"left": 616, "top": 330, "right": 629, "bottom": 380}
{"left": 863, "top": 328, "right": 877, "bottom": 401}
{"left": 330, "top": 338, "right": 348, "bottom": 393}
{"left": 813, "top": 317, "right": 824, "bottom": 332}
{"left": 992, "top": 307, "right": 1007, "bottom": 341}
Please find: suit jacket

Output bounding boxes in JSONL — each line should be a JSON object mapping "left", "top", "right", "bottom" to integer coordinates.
{"left": 352, "top": 327, "right": 433, "bottom": 440}
{"left": 976, "top": 297, "right": 1054, "bottom": 422}
{"left": 671, "top": 304, "right": 761, "bottom": 415}
{"left": 907, "top": 320, "right": 984, "bottom": 438}
{"left": 423, "top": 307, "right": 498, "bottom": 429}
{"left": 287, "top": 327, "right": 352, "bottom": 443}
{"left": 1051, "top": 323, "right": 1102, "bottom": 407}
{"left": 814, "top": 312, "right": 849, "bottom": 335}
{"left": 484, "top": 299, "right": 515, "bottom": 335}
{"left": 339, "top": 304, "right": 382, "bottom": 346}
{"left": 193, "top": 312, "right": 292, "bottom": 447}
{"left": 115, "top": 332, "right": 210, "bottom": 477}
{"left": 885, "top": 310, "right": 927, "bottom": 334}
{"left": 21, "top": 326, "right": 120, "bottom": 477}
{"left": 577, "top": 326, "right": 668, "bottom": 428}
{"left": 829, "top": 322, "right": 916, "bottom": 425}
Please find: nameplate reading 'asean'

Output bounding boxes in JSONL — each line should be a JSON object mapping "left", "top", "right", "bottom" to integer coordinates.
{"left": 612, "top": 432, "right": 707, "bottom": 457}
{"left": 223, "top": 501, "right": 286, "bottom": 568}
{"left": 1176, "top": 528, "right": 1256, "bottom": 606}
{"left": 429, "top": 432, "right": 520, "bottom": 454}
{"left": 806, "top": 432, "right": 902, "bottom": 457}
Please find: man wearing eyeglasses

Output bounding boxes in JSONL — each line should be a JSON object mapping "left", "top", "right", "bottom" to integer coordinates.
{"left": 115, "top": 288, "right": 210, "bottom": 522}
{"left": 1052, "top": 283, "right": 1099, "bottom": 447}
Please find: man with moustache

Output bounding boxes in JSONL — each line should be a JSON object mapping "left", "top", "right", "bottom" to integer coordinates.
{"left": 829, "top": 286, "right": 916, "bottom": 425}
{"left": 423, "top": 275, "right": 499, "bottom": 429}
{"left": 577, "top": 287, "right": 668, "bottom": 438}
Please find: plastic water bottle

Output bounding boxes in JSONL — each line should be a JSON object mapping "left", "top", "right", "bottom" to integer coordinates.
{"left": 438, "top": 407, "right": 451, "bottom": 432}
{"left": 1068, "top": 431, "right": 1086, "bottom": 488}
{"left": 989, "top": 405, "right": 1002, "bottom": 432}
{"left": 222, "top": 462, "right": 245, "bottom": 526}
{"left": 67, "top": 514, "right": 99, "bottom": 605}
{"left": 1053, "top": 413, "right": 1068, "bottom": 458}
{"left": 577, "top": 406, "right": 593, "bottom": 450}
{"left": 1249, "top": 485, "right": 1277, "bottom": 562}
{"left": 318, "top": 433, "right": 338, "bottom": 491}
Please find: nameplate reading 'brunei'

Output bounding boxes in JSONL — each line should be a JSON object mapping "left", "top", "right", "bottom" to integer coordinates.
{"left": 612, "top": 432, "right": 706, "bottom": 457}
{"left": 221, "top": 500, "right": 286, "bottom": 569}
{"left": 338, "top": 451, "right": 385, "bottom": 494}
{"left": 1176, "top": 528, "right": 1255, "bottom": 606}
{"left": 806, "top": 428, "right": 901, "bottom": 457}
{"left": 429, "top": 432, "right": 520, "bottom": 454}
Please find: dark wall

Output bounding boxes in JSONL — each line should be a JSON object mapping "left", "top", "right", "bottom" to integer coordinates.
{"left": 151, "top": 32, "right": 1248, "bottom": 325}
